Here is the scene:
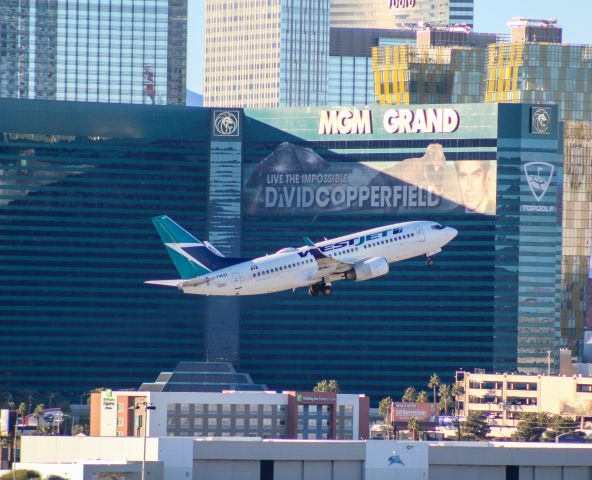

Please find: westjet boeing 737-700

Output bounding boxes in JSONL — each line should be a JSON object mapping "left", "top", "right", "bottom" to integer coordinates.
{"left": 147, "top": 216, "right": 457, "bottom": 297}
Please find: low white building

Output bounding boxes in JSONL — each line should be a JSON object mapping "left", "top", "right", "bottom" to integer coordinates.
{"left": 20, "top": 436, "right": 592, "bottom": 480}
{"left": 456, "top": 371, "right": 592, "bottom": 431}
{"left": 91, "top": 389, "right": 369, "bottom": 440}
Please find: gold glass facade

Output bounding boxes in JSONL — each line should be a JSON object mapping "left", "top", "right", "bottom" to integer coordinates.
{"left": 372, "top": 44, "right": 484, "bottom": 105}
{"left": 562, "top": 122, "right": 592, "bottom": 354}
{"left": 485, "top": 43, "right": 592, "bottom": 122}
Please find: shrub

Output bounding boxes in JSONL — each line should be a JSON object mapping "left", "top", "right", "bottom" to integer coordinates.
{"left": 0, "top": 470, "right": 42, "bottom": 480}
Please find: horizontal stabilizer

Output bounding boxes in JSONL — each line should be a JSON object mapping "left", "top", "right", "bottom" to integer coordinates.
{"left": 145, "top": 279, "right": 183, "bottom": 287}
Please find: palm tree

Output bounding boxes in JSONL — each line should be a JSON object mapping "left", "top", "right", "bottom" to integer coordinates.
{"left": 428, "top": 373, "right": 440, "bottom": 416}
{"left": 379, "top": 396, "right": 393, "bottom": 439}
{"left": 32, "top": 403, "right": 45, "bottom": 427}
{"left": 438, "top": 384, "right": 452, "bottom": 414}
{"left": 379, "top": 396, "right": 393, "bottom": 421}
{"left": 408, "top": 417, "right": 421, "bottom": 441}
{"left": 313, "top": 379, "right": 340, "bottom": 392}
{"left": 401, "top": 386, "right": 417, "bottom": 402}
{"left": 416, "top": 390, "right": 429, "bottom": 403}
{"left": 17, "top": 402, "right": 27, "bottom": 417}
{"left": 451, "top": 382, "right": 464, "bottom": 416}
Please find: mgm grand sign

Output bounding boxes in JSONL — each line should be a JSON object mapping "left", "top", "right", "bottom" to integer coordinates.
{"left": 318, "top": 108, "right": 460, "bottom": 135}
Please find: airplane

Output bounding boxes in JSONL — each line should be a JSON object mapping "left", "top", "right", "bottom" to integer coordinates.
{"left": 146, "top": 215, "right": 457, "bottom": 297}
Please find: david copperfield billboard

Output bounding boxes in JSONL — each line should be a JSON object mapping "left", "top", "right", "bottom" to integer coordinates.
{"left": 244, "top": 142, "right": 496, "bottom": 216}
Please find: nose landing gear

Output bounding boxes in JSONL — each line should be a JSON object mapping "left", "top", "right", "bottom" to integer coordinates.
{"left": 426, "top": 256, "right": 434, "bottom": 267}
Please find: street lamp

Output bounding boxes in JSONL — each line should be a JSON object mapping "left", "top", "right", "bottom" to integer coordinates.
{"left": 130, "top": 401, "right": 156, "bottom": 480}
{"left": 12, "top": 412, "right": 22, "bottom": 480}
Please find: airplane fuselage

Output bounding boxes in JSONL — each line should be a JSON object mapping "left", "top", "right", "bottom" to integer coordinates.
{"left": 180, "top": 220, "right": 455, "bottom": 296}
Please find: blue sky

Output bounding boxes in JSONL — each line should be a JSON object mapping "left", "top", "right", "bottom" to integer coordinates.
{"left": 186, "top": 0, "right": 204, "bottom": 94}
{"left": 186, "top": 0, "right": 590, "bottom": 94}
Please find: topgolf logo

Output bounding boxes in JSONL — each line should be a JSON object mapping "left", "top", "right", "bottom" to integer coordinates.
{"left": 524, "top": 162, "right": 554, "bottom": 201}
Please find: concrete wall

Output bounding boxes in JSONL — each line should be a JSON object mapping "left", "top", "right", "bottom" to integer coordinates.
{"left": 429, "top": 442, "right": 592, "bottom": 480}
{"left": 194, "top": 459, "right": 363, "bottom": 480}
{"left": 16, "top": 461, "right": 163, "bottom": 480}
{"left": 21, "top": 436, "right": 191, "bottom": 480}
{"left": 20, "top": 436, "right": 592, "bottom": 480}
{"left": 193, "top": 439, "right": 365, "bottom": 480}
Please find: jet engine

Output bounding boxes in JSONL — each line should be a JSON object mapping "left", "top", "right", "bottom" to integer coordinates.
{"left": 345, "top": 257, "right": 389, "bottom": 282}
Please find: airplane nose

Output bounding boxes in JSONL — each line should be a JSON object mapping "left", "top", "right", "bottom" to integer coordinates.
{"left": 447, "top": 227, "right": 458, "bottom": 241}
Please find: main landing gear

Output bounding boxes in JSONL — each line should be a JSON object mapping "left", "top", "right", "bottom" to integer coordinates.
{"left": 426, "top": 255, "right": 434, "bottom": 267}
{"left": 308, "top": 282, "right": 332, "bottom": 297}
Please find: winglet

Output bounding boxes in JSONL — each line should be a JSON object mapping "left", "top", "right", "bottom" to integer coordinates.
{"left": 303, "top": 236, "right": 315, "bottom": 247}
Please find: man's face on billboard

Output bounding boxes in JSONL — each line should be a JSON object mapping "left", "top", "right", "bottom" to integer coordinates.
{"left": 456, "top": 161, "right": 488, "bottom": 210}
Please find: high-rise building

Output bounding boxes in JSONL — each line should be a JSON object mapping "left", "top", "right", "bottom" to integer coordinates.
{"left": 0, "top": 98, "right": 563, "bottom": 399}
{"left": 372, "top": 19, "right": 592, "bottom": 363}
{"left": 562, "top": 122, "right": 592, "bottom": 355}
{"left": 371, "top": 26, "right": 497, "bottom": 105}
{"left": 484, "top": 19, "right": 592, "bottom": 122}
{"left": 0, "top": 0, "right": 186, "bottom": 105}
{"left": 204, "top": 0, "right": 329, "bottom": 107}
{"left": 330, "top": 0, "right": 474, "bottom": 30}
{"left": 372, "top": 19, "right": 592, "bottom": 124}
{"left": 328, "top": 26, "right": 497, "bottom": 107}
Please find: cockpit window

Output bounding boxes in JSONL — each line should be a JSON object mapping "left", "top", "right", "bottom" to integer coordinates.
{"left": 431, "top": 224, "right": 445, "bottom": 230}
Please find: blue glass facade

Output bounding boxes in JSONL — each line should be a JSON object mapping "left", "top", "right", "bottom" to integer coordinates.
{"left": 0, "top": 99, "right": 562, "bottom": 401}
{"left": 0, "top": 0, "right": 186, "bottom": 105}
{"left": 0, "top": 99, "right": 208, "bottom": 393}
{"left": 279, "top": 0, "right": 330, "bottom": 106}
{"left": 328, "top": 56, "right": 374, "bottom": 106}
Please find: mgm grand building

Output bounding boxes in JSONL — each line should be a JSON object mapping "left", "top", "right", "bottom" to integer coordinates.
{"left": 0, "top": 99, "right": 565, "bottom": 401}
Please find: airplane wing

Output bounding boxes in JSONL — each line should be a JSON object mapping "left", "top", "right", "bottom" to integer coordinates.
{"left": 304, "top": 244, "right": 355, "bottom": 283}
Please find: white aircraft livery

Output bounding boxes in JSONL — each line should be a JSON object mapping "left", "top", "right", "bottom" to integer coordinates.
{"left": 147, "top": 216, "right": 458, "bottom": 297}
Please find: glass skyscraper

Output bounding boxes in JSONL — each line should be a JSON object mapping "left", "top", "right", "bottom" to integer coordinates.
{"left": 204, "top": 0, "right": 329, "bottom": 108}
{"left": 372, "top": 23, "right": 592, "bottom": 360}
{"left": 561, "top": 122, "right": 592, "bottom": 356}
{"left": 0, "top": 0, "right": 186, "bottom": 105}
{"left": 372, "top": 43, "right": 487, "bottom": 105}
{"left": 0, "top": 99, "right": 564, "bottom": 400}
{"left": 485, "top": 41, "right": 592, "bottom": 122}
{"left": 330, "top": 0, "right": 474, "bottom": 29}
{"left": 330, "top": 26, "right": 496, "bottom": 108}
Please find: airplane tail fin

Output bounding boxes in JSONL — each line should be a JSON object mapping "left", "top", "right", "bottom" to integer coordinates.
{"left": 152, "top": 215, "right": 219, "bottom": 279}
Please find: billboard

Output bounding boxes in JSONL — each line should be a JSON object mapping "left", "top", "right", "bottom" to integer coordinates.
{"left": 560, "top": 399, "right": 592, "bottom": 417}
{"left": 391, "top": 402, "right": 437, "bottom": 423}
{"left": 244, "top": 142, "right": 496, "bottom": 216}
